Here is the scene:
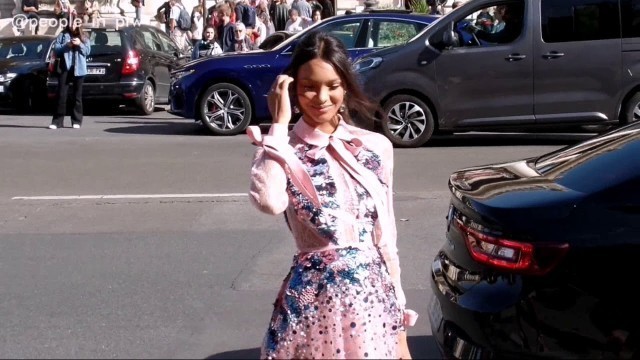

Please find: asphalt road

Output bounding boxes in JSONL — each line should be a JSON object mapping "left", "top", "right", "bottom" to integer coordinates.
{"left": 0, "top": 108, "right": 594, "bottom": 359}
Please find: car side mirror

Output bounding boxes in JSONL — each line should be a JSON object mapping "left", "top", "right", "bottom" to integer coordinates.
{"left": 442, "top": 22, "right": 460, "bottom": 49}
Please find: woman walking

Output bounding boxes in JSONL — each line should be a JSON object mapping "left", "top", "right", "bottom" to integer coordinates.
{"left": 50, "top": 16, "right": 90, "bottom": 129}
{"left": 247, "top": 31, "right": 417, "bottom": 359}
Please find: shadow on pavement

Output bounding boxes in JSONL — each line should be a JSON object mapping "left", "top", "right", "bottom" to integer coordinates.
{"left": 424, "top": 132, "right": 596, "bottom": 147}
{"left": 203, "top": 335, "right": 441, "bottom": 359}
{"left": 205, "top": 347, "right": 260, "bottom": 359}
{"left": 102, "top": 121, "right": 211, "bottom": 136}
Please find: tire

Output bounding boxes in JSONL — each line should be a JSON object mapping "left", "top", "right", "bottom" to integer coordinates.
{"left": 198, "top": 83, "right": 252, "bottom": 135}
{"left": 622, "top": 92, "right": 640, "bottom": 125}
{"left": 136, "top": 80, "right": 155, "bottom": 115}
{"left": 381, "top": 95, "right": 435, "bottom": 148}
{"left": 15, "top": 80, "right": 34, "bottom": 113}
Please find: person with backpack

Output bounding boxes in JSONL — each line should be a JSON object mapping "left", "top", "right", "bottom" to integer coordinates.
{"left": 169, "top": 0, "right": 191, "bottom": 51}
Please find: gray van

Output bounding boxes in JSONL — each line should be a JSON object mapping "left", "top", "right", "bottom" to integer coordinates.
{"left": 355, "top": 0, "right": 640, "bottom": 147}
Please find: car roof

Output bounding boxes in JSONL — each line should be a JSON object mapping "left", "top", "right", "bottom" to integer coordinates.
{"left": 0, "top": 35, "right": 54, "bottom": 41}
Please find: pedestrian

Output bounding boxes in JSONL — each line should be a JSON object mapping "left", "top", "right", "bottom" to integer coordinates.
{"left": 215, "top": 4, "right": 235, "bottom": 52}
{"left": 247, "top": 31, "right": 417, "bottom": 359}
{"left": 169, "top": 0, "right": 190, "bottom": 51}
{"left": 190, "top": 5, "right": 204, "bottom": 46}
{"left": 21, "top": 0, "right": 40, "bottom": 34}
{"left": 156, "top": 0, "right": 171, "bottom": 33}
{"left": 131, "top": 0, "right": 144, "bottom": 22}
{"left": 50, "top": 15, "right": 90, "bottom": 130}
{"left": 192, "top": 25, "right": 222, "bottom": 59}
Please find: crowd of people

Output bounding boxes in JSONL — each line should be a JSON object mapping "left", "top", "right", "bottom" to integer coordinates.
{"left": 154, "top": 0, "right": 335, "bottom": 58}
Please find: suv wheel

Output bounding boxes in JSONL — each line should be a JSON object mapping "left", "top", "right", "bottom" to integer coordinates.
{"left": 137, "top": 80, "right": 155, "bottom": 115}
{"left": 199, "top": 83, "right": 252, "bottom": 135}
{"left": 381, "top": 95, "right": 434, "bottom": 148}
{"left": 623, "top": 92, "right": 640, "bottom": 125}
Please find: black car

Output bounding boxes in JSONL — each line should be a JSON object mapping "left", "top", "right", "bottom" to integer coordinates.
{"left": 47, "top": 23, "right": 190, "bottom": 114}
{"left": 0, "top": 35, "right": 55, "bottom": 111}
{"left": 430, "top": 123, "right": 640, "bottom": 359}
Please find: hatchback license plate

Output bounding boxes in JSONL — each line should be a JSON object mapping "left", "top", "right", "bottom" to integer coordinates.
{"left": 0, "top": 85, "right": 4, "bottom": 92}
{"left": 88, "top": 67, "right": 105, "bottom": 75}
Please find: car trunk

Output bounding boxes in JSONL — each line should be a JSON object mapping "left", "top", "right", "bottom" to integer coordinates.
{"left": 84, "top": 29, "right": 124, "bottom": 83}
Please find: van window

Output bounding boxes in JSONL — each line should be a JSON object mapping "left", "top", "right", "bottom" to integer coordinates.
{"left": 621, "top": 0, "right": 640, "bottom": 38}
{"left": 450, "top": 0, "right": 525, "bottom": 48}
{"left": 541, "top": 0, "right": 620, "bottom": 43}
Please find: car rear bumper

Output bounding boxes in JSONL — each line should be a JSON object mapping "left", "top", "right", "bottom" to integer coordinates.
{"left": 47, "top": 80, "right": 145, "bottom": 102}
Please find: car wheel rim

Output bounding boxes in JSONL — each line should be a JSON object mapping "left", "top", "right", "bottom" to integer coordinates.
{"left": 633, "top": 101, "right": 640, "bottom": 122}
{"left": 144, "top": 84, "right": 154, "bottom": 112}
{"left": 204, "top": 89, "right": 246, "bottom": 131}
{"left": 387, "top": 102, "right": 427, "bottom": 142}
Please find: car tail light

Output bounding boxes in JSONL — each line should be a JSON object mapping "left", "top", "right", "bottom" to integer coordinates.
{"left": 48, "top": 52, "right": 56, "bottom": 74}
{"left": 454, "top": 215, "right": 569, "bottom": 275}
{"left": 122, "top": 50, "right": 140, "bottom": 75}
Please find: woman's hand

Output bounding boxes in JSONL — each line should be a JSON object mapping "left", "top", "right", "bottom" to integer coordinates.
{"left": 267, "top": 74, "right": 295, "bottom": 126}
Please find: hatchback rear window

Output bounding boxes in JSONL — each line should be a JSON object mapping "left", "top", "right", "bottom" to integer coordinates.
{"left": 88, "top": 30, "right": 123, "bottom": 54}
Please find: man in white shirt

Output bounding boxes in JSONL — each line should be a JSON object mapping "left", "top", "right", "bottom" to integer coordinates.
{"left": 169, "top": 0, "right": 189, "bottom": 51}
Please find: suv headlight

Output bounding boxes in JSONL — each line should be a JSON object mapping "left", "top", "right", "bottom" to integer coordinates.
{"left": 170, "top": 69, "right": 194, "bottom": 82}
{"left": 353, "top": 57, "right": 382, "bottom": 73}
{"left": 0, "top": 73, "right": 17, "bottom": 82}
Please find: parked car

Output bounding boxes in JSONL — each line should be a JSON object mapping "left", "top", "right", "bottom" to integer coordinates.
{"left": 47, "top": 23, "right": 190, "bottom": 115}
{"left": 430, "top": 122, "right": 640, "bottom": 359}
{"left": 169, "top": 11, "right": 438, "bottom": 135}
{"left": 0, "top": 35, "right": 55, "bottom": 112}
{"left": 355, "top": 0, "right": 640, "bottom": 147}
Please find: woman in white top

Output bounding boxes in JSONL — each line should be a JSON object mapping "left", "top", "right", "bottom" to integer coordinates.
{"left": 190, "top": 6, "right": 204, "bottom": 46}
{"left": 253, "top": 15, "right": 267, "bottom": 47}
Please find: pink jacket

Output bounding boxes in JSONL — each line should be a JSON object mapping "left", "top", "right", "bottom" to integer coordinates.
{"left": 247, "top": 119, "right": 417, "bottom": 325}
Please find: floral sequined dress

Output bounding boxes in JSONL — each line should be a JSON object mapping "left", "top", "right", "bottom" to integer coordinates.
{"left": 248, "top": 119, "right": 417, "bottom": 359}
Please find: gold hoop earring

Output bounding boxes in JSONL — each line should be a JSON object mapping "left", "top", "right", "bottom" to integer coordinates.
{"left": 293, "top": 105, "right": 300, "bottom": 114}
{"left": 339, "top": 104, "right": 346, "bottom": 113}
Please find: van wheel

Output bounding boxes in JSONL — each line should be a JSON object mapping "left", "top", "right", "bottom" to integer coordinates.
{"left": 137, "top": 81, "right": 155, "bottom": 115}
{"left": 198, "top": 83, "right": 252, "bottom": 135}
{"left": 381, "top": 95, "right": 434, "bottom": 148}
{"left": 622, "top": 92, "right": 640, "bottom": 125}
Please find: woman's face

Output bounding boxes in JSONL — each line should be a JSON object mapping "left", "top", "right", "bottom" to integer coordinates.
{"left": 296, "top": 58, "right": 345, "bottom": 133}
{"left": 290, "top": 11, "right": 299, "bottom": 21}
{"left": 204, "top": 28, "right": 215, "bottom": 40}
{"left": 312, "top": 11, "right": 321, "bottom": 22}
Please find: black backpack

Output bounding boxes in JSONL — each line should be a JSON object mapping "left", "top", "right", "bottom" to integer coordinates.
{"left": 177, "top": 5, "right": 192, "bottom": 31}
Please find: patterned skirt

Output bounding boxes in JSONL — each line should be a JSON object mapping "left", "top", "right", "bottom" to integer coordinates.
{"left": 261, "top": 246, "right": 404, "bottom": 359}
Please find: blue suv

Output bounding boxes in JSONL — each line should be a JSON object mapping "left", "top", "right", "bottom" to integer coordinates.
{"left": 168, "top": 11, "right": 437, "bottom": 135}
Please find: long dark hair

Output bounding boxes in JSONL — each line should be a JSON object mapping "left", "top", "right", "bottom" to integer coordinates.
{"left": 284, "top": 31, "right": 378, "bottom": 129}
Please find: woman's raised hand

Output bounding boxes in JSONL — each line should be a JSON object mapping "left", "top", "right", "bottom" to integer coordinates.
{"left": 267, "top": 74, "right": 295, "bottom": 126}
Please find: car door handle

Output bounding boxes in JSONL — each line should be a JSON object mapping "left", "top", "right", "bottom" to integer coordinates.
{"left": 542, "top": 51, "right": 565, "bottom": 59}
{"left": 505, "top": 53, "right": 526, "bottom": 62}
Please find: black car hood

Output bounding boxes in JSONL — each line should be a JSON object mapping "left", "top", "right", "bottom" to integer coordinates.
{"left": 0, "top": 58, "right": 46, "bottom": 73}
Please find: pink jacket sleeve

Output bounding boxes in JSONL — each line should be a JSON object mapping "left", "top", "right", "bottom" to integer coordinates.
{"left": 248, "top": 124, "right": 291, "bottom": 215}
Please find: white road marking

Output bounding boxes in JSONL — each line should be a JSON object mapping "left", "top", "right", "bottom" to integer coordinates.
{"left": 12, "top": 193, "right": 249, "bottom": 200}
